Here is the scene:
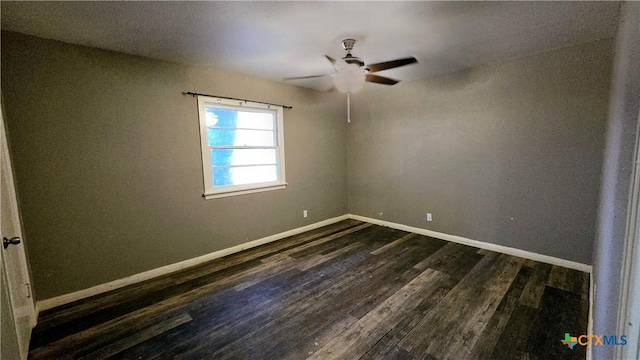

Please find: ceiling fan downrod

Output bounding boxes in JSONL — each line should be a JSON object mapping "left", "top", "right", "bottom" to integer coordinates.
{"left": 347, "top": 92, "right": 351, "bottom": 123}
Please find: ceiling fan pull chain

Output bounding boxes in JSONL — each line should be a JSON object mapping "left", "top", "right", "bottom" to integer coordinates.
{"left": 347, "top": 92, "right": 351, "bottom": 123}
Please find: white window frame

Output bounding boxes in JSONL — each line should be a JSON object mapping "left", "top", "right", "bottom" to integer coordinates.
{"left": 197, "top": 95, "right": 286, "bottom": 199}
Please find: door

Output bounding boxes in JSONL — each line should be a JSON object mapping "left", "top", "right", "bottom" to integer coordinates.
{"left": 1, "top": 101, "right": 35, "bottom": 360}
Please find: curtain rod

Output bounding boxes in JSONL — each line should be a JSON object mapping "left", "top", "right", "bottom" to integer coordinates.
{"left": 183, "top": 92, "right": 293, "bottom": 110}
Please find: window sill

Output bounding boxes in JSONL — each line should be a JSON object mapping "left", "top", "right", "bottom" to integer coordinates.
{"left": 203, "top": 183, "right": 287, "bottom": 199}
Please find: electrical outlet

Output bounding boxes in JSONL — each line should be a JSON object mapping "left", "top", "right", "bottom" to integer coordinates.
{"left": 426, "top": 213, "right": 432, "bottom": 222}
{"left": 303, "top": 210, "right": 308, "bottom": 218}
{"left": 378, "top": 212, "right": 384, "bottom": 217}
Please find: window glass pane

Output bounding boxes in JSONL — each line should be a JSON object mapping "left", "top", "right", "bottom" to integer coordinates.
{"left": 205, "top": 108, "right": 237, "bottom": 128}
{"left": 237, "top": 112, "right": 274, "bottom": 130}
{"left": 207, "top": 129, "right": 274, "bottom": 147}
{"left": 211, "top": 149, "right": 277, "bottom": 167}
{"left": 213, "top": 165, "right": 278, "bottom": 187}
{"left": 206, "top": 108, "right": 274, "bottom": 130}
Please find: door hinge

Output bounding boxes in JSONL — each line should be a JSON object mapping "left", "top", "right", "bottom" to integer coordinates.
{"left": 25, "top": 283, "right": 31, "bottom": 298}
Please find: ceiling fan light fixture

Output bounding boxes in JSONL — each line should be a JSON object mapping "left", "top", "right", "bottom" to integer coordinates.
{"left": 333, "top": 63, "right": 366, "bottom": 94}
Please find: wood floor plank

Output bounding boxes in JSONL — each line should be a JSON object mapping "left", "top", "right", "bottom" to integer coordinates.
{"left": 348, "top": 236, "right": 447, "bottom": 319}
{"left": 306, "top": 269, "right": 449, "bottom": 360}
{"left": 280, "top": 222, "right": 372, "bottom": 258}
{"left": 477, "top": 248, "right": 492, "bottom": 256}
{"left": 519, "top": 262, "right": 552, "bottom": 308}
{"left": 284, "top": 313, "right": 359, "bottom": 360}
{"left": 371, "top": 233, "right": 417, "bottom": 255}
{"left": 76, "top": 312, "right": 192, "bottom": 360}
{"left": 488, "top": 304, "right": 538, "bottom": 359}
{"left": 467, "top": 266, "right": 533, "bottom": 360}
{"left": 295, "top": 241, "right": 366, "bottom": 271}
{"left": 211, "top": 310, "right": 357, "bottom": 360}
{"left": 361, "top": 345, "right": 416, "bottom": 360}
{"left": 358, "top": 277, "right": 458, "bottom": 360}
{"left": 547, "top": 265, "right": 570, "bottom": 290}
{"left": 547, "top": 265, "right": 585, "bottom": 294}
{"left": 525, "top": 286, "right": 586, "bottom": 360}
{"left": 413, "top": 241, "right": 481, "bottom": 280}
{"left": 399, "top": 253, "right": 525, "bottom": 359}
{"left": 435, "top": 255, "right": 527, "bottom": 360}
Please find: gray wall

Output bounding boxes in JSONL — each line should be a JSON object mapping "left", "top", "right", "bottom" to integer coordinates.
{"left": 592, "top": 3, "right": 640, "bottom": 359}
{"left": 1, "top": 31, "right": 348, "bottom": 300}
{"left": 0, "top": 29, "right": 618, "bottom": 301}
{"left": 349, "top": 39, "right": 613, "bottom": 265}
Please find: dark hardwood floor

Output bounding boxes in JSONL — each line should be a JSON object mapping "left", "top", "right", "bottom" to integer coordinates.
{"left": 28, "top": 220, "right": 589, "bottom": 359}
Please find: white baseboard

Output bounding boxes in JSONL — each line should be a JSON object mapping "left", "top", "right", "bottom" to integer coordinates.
{"left": 38, "top": 213, "right": 592, "bottom": 312}
{"left": 348, "top": 214, "right": 592, "bottom": 273}
{"left": 37, "top": 214, "right": 350, "bottom": 312}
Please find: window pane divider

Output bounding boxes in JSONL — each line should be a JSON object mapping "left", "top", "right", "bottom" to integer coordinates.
{"left": 209, "top": 127, "right": 274, "bottom": 131}
{"left": 212, "top": 164, "right": 278, "bottom": 169}
{"left": 209, "top": 146, "right": 278, "bottom": 150}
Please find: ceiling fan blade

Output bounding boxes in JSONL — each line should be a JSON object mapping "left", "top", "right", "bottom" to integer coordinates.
{"left": 283, "top": 74, "right": 332, "bottom": 81}
{"left": 365, "top": 74, "right": 399, "bottom": 85}
{"left": 366, "top": 57, "right": 417, "bottom": 73}
{"left": 324, "top": 55, "right": 336, "bottom": 65}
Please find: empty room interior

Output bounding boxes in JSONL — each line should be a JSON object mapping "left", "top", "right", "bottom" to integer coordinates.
{"left": 1, "top": 1, "right": 639, "bottom": 360}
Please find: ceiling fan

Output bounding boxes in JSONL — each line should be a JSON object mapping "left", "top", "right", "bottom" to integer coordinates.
{"left": 284, "top": 38, "right": 417, "bottom": 122}
{"left": 284, "top": 38, "right": 418, "bottom": 94}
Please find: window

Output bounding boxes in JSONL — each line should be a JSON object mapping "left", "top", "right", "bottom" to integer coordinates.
{"left": 197, "top": 96, "right": 286, "bottom": 199}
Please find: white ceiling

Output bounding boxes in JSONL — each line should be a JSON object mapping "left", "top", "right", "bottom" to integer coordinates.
{"left": 1, "top": 1, "right": 621, "bottom": 92}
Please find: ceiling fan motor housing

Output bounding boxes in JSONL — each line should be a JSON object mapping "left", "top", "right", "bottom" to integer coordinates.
{"left": 341, "top": 38, "right": 356, "bottom": 51}
{"left": 343, "top": 54, "right": 365, "bottom": 67}
{"left": 341, "top": 39, "right": 365, "bottom": 67}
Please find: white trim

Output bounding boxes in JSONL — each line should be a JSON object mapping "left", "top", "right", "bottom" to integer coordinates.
{"left": 614, "top": 4, "right": 640, "bottom": 358}
{"left": 204, "top": 184, "right": 287, "bottom": 199}
{"left": 588, "top": 276, "right": 594, "bottom": 360}
{"left": 1, "top": 100, "right": 35, "bottom": 359}
{"left": 33, "top": 302, "right": 40, "bottom": 326}
{"left": 348, "top": 214, "right": 592, "bottom": 273}
{"left": 616, "top": 97, "right": 640, "bottom": 360}
{"left": 37, "top": 214, "right": 349, "bottom": 311}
